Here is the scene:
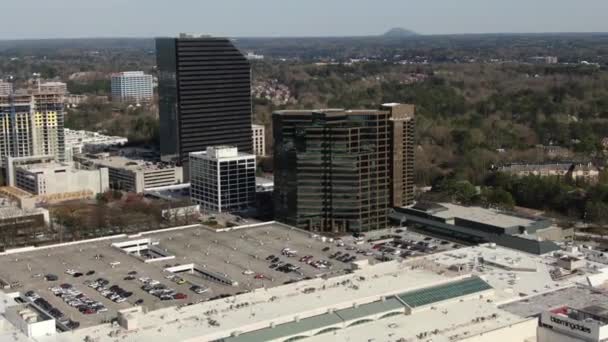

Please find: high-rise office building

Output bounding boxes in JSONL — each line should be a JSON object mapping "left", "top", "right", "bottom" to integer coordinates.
{"left": 273, "top": 104, "right": 415, "bottom": 233}
{"left": 156, "top": 34, "right": 253, "bottom": 171}
{"left": 0, "top": 87, "right": 65, "bottom": 164}
{"left": 111, "top": 71, "right": 154, "bottom": 103}
{"left": 189, "top": 146, "right": 256, "bottom": 213}
{"left": 252, "top": 124, "right": 265, "bottom": 157}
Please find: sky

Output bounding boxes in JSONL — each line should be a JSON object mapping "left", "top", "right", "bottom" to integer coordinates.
{"left": 2, "top": 0, "right": 608, "bottom": 40}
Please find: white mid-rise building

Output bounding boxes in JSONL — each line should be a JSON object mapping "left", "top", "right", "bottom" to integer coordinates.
{"left": 13, "top": 162, "right": 109, "bottom": 198}
{"left": 75, "top": 153, "right": 183, "bottom": 193}
{"left": 111, "top": 71, "right": 154, "bottom": 103}
{"left": 189, "top": 146, "right": 256, "bottom": 212}
{"left": 252, "top": 124, "right": 265, "bottom": 157}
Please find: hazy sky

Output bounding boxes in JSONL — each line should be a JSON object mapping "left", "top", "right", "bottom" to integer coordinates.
{"left": 3, "top": 0, "right": 608, "bottom": 39}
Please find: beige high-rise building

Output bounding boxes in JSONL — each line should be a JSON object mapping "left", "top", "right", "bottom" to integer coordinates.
{"left": 0, "top": 88, "right": 65, "bottom": 164}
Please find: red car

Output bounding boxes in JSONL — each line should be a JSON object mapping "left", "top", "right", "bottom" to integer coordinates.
{"left": 173, "top": 293, "right": 187, "bottom": 300}
{"left": 254, "top": 274, "right": 266, "bottom": 279}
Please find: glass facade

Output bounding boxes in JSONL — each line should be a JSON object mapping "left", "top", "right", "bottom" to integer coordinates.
{"left": 156, "top": 37, "right": 254, "bottom": 171}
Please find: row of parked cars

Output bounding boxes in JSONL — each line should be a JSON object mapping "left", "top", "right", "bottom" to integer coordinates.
{"left": 25, "top": 291, "right": 80, "bottom": 329}
{"left": 329, "top": 251, "right": 357, "bottom": 263}
{"left": 266, "top": 254, "right": 301, "bottom": 274}
{"left": 299, "top": 255, "right": 332, "bottom": 269}
{"left": 138, "top": 277, "right": 187, "bottom": 301}
{"left": 85, "top": 278, "right": 132, "bottom": 303}
{"left": 49, "top": 283, "right": 107, "bottom": 315}
{"left": 65, "top": 269, "right": 96, "bottom": 278}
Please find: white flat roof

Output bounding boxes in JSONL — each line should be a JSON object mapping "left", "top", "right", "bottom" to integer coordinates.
{"left": 425, "top": 244, "right": 594, "bottom": 304}
{"left": 434, "top": 203, "right": 537, "bottom": 228}
{"left": 306, "top": 297, "right": 533, "bottom": 342}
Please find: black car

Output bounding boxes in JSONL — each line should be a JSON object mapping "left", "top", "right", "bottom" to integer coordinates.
{"left": 128, "top": 271, "right": 137, "bottom": 275}
{"left": 73, "top": 272, "right": 84, "bottom": 278}
{"left": 86, "top": 270, "right": 95, "bottom": 276}
{"left": 124, "top": 276, "right": 135, "bottom": 281}
{"left": 44, "top": 274, "right": 58, "bottom": 281}
{"left": 135, "top": 299, "right": 144, "bottom": 305}
{"left": 322, "top": 247, "right": 330, "bottom": 252}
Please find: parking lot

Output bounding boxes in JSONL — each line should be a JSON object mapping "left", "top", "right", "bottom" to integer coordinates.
{"left": 0, "top": 223, "right": 461, "bottom": 329}
{"left": 0, "top": 223, "right": 366, "bottom": 328}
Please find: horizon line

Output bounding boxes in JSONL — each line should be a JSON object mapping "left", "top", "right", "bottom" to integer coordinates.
{"left": 2, "top": 31, "right": 608, "bottom": 42}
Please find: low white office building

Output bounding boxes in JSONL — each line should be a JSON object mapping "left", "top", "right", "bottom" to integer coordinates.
{"left": 252, "top": 124, "right": 265, "bottom": 156}
{"left": 13, "top": 162, "right": 109, "bottom": 199}
{"left": 189, "top": 146, "right": 256, "bottom": 213}
{"left": 75, "top": 153, "right": 183, "bottom": 193}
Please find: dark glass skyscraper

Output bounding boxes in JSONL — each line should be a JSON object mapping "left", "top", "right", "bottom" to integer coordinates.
{"left": 273, "top": 104, "right": 415, "bottom": 233}
{"left": 156, "top": 34, "right": 253, "bottom": 169}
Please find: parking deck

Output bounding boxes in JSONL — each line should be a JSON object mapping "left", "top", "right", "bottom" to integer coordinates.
{"left": 0, "top": 223, "right": 364, "bottom": 328}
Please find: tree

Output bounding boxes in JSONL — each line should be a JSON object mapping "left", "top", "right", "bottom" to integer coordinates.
{"left": 482, "top": 187, "right": 515, "bottom": 209}
{"left": 585, "top": 201, "right": 608, "bottom": 225}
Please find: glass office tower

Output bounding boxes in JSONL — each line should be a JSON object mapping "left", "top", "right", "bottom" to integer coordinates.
{"left": 273, "top": 104, "right": 415, "bottom": 233}
{"left": 156, "top": 35, "right": 254, "bottom": 172}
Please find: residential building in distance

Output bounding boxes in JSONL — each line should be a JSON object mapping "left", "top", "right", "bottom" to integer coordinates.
{"left": 64, "top": 128, "right": 128, "bottom": 161}
{"left": 0, "top": 87, "right": 65, "bottom": 163}
{"left": 75, "top": 153, "right": 183, "bottom": 193}
{"left": 245, "top": 51, "right": 264, "bottom": 60}
{"left": 38, "top": 81, "right": 67, "bottom": 94}
{"left": 65, "top": 94, "right": 87, "bottom": 107}
{"left": 10, "top": 161, "right": 109, "bottom": 199}
{"left": 497, "top": 162, "right": 600, "bottom": 183}
{"left": 538, "top": 305, "right": 608, "bottom": 342}
{"left": 273, "top": 103, "right": 415, "bottom": 233}
{"left": 529, "top": 56, "right": 559, "bottom": 64}
{"left": 252, "top": 124, "right": 265, "bottom": 156}
{"left": 156, "top": 34, "right": 253, "bottom": 170}
{"left": 189, "top": 146, "right": 256, "bottom": 213}
{"left": 111, "top": 71, "right": 154, "bottom": 103}
{"left": 0, "top": 80, "right": 12, "bottom": 95}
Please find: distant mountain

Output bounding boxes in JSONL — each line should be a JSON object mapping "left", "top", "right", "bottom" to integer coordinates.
{"left": 383, "top": 28, "right": 419, "bottom": 37}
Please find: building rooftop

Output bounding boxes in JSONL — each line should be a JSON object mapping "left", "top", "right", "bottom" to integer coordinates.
{"left": 432, "top": 203, "right": 539, "bottom": 229}
{"left": 79, "top": 154, "right": 179, "bottom": 172}
{"left": 0, "top": 206, "right": 46, "bottom": 220}
{"left": 499, "top": 162, "right": 598, "bottom": 173}
{"left": 1, "top": 223, "right": 605, "bottom": 342}
{"left": 190, "top": 146, "right": 255, "bottom": 160}
{"left": 64, "top": 129, "right": 127, "bottom": 146}
{"left": 396, "top": 276, "right": 491, "bottom": 308}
